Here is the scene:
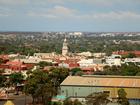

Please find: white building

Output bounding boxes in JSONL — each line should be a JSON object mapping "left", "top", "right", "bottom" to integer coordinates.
{"left": 34, "top": 52, "right": 56, "bottom": 58}
{"left": 78, "top": 59, "right": 94, "bottom": 67}
{"left": 16, "top": 56, "right": 53, "bottom": 64}
{"left": 124, "top": 58, "right": 140, "bottom": 64}
{"left": 93, "top": 53, "right": 106, "bottom": 58}
{"left": 105, "top": 58, "right": 121, "bottom": 66}
{"left": 77, "top": 51, "right": 92, "bottom": 57}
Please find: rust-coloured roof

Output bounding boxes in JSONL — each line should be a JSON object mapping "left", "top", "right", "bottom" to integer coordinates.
{"left": 61, "top": 76, "right": 140, "bottom": 88}
{"left": 113, "top": 51, "right": 140, "bottom": 56}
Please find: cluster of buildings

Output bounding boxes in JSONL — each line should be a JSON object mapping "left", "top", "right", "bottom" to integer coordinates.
{"left": 0, "top": 38, "right": 140, "bottom": 104}
{"left": 0, "top": 38, "right": 103, "bottom": 75}
{"left": 0, "top": 38, "right": 140, "bottom": 76}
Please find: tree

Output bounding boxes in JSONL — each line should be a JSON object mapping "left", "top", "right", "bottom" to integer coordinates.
{"left": 9, "top": 72, "right": 24, "bottom": 84}
{"left": 122, "top": 53, "right": 136, "bottom": 59}
{"left": 0, "top": 58, "right": 3, "bottom": 64}
{"left": 117, "top": 88, "right": 129, "bottom": 105}
{"left": 121, "top": 64, "right": 140, "bottom": 76}
{"left": 52, "top": 101, "right": 62, "bottom": 105}
{"left": 24, "top": 69, "right": 57, "bottom": 105}
{"left": 86, "top": 92, "right": 110, "bottom": 105}
{"left": 63, "top": 98, "right": 73, "bottom": 105}
{"left": 49, "top": 67, "right": 69, "bottom": 91}
{"left": 103, "top": 65, "right": 121, "bottom": 75}
{"left": 0, "top": 70, "right": 6, "bottom": 87}
{"left": 73, "top": 99, "right": 83, "bottom": 105}
{"left": 97, "top": 64, "right": 140, "bottom": 76}
{"left": 9, "top": 72, "right": 24, "bottom": 94}
{"left": 70, "top": 68, "right": 83, "bottom": 76}
{"left": 38, "top": 61, "right": 53, "bottom": 68}
{"left": 136, "top": 72, "right": 140, "bottom": 76}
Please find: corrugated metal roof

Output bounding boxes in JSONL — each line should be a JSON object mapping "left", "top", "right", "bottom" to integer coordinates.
{"left": 61, "top": 76, "right": 140, "bottom": 88}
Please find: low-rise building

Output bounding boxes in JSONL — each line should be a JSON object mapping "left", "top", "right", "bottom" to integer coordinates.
{"left": 105, "top": 58, "right": 121, "bottom": 66}
{"left": 78, "top": 59, "right": 94, "bottom": 67}
{"left": 60, "top": 75, "right": 140, "bottom": 100}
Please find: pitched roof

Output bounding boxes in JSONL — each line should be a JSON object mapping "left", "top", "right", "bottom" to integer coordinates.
{"left": 61, "top": 75, "right": 140, "bottom": 88}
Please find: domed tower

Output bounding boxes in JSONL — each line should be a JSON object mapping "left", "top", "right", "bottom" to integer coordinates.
{"left": 62, "top": 38, "right": 68, "bottom": 56}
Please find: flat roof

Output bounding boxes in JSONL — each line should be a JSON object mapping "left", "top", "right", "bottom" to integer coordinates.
{"left": 61, "top": 75, "right": 140, "bottom": 88}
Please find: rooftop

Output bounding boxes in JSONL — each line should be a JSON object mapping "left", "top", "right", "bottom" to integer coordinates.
{"left": 61, "top": 75, "right": 140, "bottom": 88}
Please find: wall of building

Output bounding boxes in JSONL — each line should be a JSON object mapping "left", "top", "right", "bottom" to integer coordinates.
{"left": 61, "top": 86, "right": 102, "bottom": 97}
{"left": 60, "top": 86, "right": 140, "bottom": 99}
{"left": 103, "top": 87, "right": 140, "bottom": 99}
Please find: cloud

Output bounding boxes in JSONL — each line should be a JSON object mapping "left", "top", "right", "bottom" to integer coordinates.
{"left": 28, "top": 5, "right": 140, "bottom": 21}
{"left": 31, "top": 0, "right": 140, "bottom": 6}
{"left": 88, "top": 11, "right": 140, "bottom": 20}
{"left": 0, "top": 13, "right": 9, "bottom": 16}
{"left": 0, "top": 8, "right": 13, "bottom": 17}
{"left": 47, "top": 6, "right": 77, "bottom": 16}
{"left": 0, "top": 0, "right": 28, "bottom": 5}
{"left": 28, "top": 11, "right": 57, "bottom": 18}
{"left": 28, "top": 6, "right": 78, "bottom": 18}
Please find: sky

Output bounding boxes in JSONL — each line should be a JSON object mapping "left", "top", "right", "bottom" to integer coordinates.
{"left": 0, "top": 0, "right": 140, "bottom": 32}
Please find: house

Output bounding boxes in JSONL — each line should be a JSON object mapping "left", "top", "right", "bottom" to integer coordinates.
{"left": 105, "top": 58, "right": 121, "bottom": 66}
{"left": 0, "top": 55, "right": 9, "bottom": 63}
{"left": 78, "top": 59, "right": 94, "bottom": 67}
{"left": 6, "top": 61, "right": 27, "bottom": 71}
{"left": 76, "top": 51, "right": 92, "bottom": 57}
{"left": 57, "top": 58, "right": 80, "bottom": 69}
{"left": 60, "top": 75, "right": 140, "bottom": 101}
{"left": 92, "top": 53, "right": 106, "bottom": 58}
{"left": 124, "top": 58, "right": 140, "bottom": 64}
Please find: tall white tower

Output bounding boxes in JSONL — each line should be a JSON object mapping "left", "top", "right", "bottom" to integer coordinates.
{"left": 62, "top": 38, "right": 68, "bottom": 56}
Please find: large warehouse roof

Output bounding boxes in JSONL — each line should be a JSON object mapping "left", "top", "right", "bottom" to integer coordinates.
{"left": 61, "top": 75, "right": 140, "bottom": 88}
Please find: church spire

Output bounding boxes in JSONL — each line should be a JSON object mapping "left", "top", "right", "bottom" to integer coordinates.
{"left": 62, "top": 37, "right": 68, "bottom": 56}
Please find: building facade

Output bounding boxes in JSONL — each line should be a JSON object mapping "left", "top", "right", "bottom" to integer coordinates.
{"left": 60, "top": 76, "right": 140, "bottom": 100}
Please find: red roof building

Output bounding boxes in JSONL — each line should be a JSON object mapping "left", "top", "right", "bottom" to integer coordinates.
{"left": 69, "top": 63, "right": 80, "bottom": 69}
{"left": 113, "top": 51, "right": 140, "bottom": 57}
{"left": 6, "top": 61, "right": 27, "bottom": 71}
{"left": 81, "top": 67, "right": 95, "bottom": 75}
{"left": 0, "top": 55, "right": 9, "bottom": 63}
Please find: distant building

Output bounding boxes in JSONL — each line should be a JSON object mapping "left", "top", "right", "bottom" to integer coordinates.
{"left": 77, "top": 51, "right": 92, "bottom": 57}
{"left": 92, "top": 53, "right": 106, "bottom": 58}
{"left": 113, "top": 51, "right": 140, "bottom": 57}
{"left": 105, "top": 58, "right": 121, "bottom": 66}
{"left": 78, "top": 59, "right": 94, "bottom": 67}
{"left": 105, "top": 54, "right": 121, "bottom": 66}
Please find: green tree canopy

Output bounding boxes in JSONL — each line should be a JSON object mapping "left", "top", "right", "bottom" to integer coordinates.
{"left": 121, "top": 64, "right": 140, "bottom": 76}
{"left": 117, "top": 88, "right": 129, "bottom": 105}
{"left": 70, "top": 68, "right": 83, "bottom": 76}
{"left": 9, "top": 72, "right": 24, "bottom": 86}
{"left": 25, "top": 67, "right": 69, "bottom": 105}
{"left": 0, "top": 70, "right": 6, "bottom": 87}
{"left": 38, "top": 61, "right": 53, "bottom": 68}
{"left": 86, "top": 92, "right": 110, "bottom": 105}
